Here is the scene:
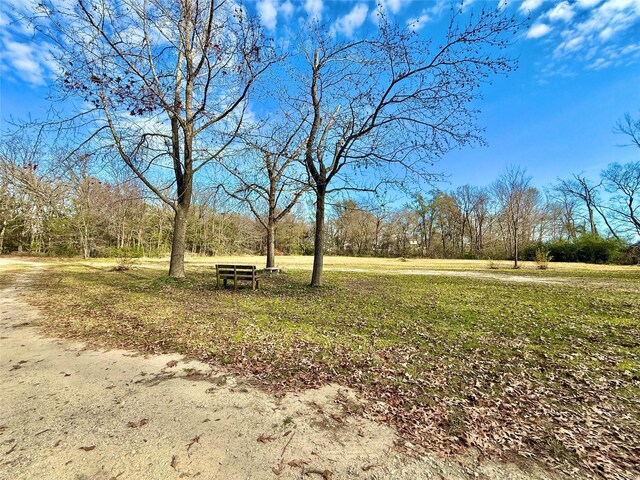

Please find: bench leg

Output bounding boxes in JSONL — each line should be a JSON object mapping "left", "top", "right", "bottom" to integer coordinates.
{"left": 223, "top": 279, "right": 228, "bottom": 288}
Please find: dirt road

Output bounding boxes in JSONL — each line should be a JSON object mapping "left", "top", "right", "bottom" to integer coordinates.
{"left": 0, "top": 264, "right": 574, "bottom": 480}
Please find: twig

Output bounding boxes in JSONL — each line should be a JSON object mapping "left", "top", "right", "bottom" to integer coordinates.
{"left": 272, "top": 431, "right": 296, "bottom": 475}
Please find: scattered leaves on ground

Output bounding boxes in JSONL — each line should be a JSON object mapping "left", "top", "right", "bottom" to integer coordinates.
{"left": 27, "top": 265, "right": 640, "bottom": 479}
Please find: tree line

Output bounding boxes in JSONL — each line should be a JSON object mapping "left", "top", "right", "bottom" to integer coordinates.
{"left": 1, "top": 1, "right": 638, "bottom": 282}
{"left": 2, "top": 126, "right": 638, "bottom": 265}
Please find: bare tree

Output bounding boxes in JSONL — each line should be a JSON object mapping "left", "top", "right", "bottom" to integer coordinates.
{"left": 33, "top": 0, "right": 275, "bottom": 277}
{"left": 614, "top": 113, "right": 640, "bottom": 149}
{"left": 411, "top": 193, "right": 435, "bottom": 257}
{"left": 221, "top": 118, "right": 308, "bottom": 268}
{"left": 555, "top": 175, "right": 602, "bottom": 237}
{"left": 601, "top": 162, "right": 640, "bottom": 237}
{"left": 454, "top": 185, "right": 477, "bottom": 256}
{"left": 493, "top": 166, "right": 537, "bottom": 268}
{"left": 0, "top": 129, "right": 68, "bottom": 253}
{"left": 469, "top": 187, "right": 491, "bottom": 256}
{"left": 549, "top": 184, "right": 579, "bottom": 239}
{"left": 288, "top": 7, "right": 519, "bottom": 285}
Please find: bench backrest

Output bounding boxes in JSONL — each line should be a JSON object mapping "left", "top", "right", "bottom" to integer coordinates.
{"left": 216, "top": 264, "right": 256, "bottom": 279}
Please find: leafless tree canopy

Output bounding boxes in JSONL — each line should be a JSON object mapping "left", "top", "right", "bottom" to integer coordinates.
{"left": 284, "top": 8, "right": 521, "bottom": 285}
{"left": 32, "top": 0, "right": 275, "bottom": 276}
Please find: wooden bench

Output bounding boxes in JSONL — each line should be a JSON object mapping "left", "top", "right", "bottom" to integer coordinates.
{"left": 216, "top": 264, "right": 259, "bottom": 290}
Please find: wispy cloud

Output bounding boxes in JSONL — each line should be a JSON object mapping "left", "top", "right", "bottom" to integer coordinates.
{"left": 522, "top": 0, "right": 640, "bottom": 73}
{"left": 0, "top": 1, "right": 58, "bottom": 86}
{"left": 1, "top": 38, "right": 50, "bottom": 86}
{"left": 547, "top": 1, "right": 576, "bottom": 21}
{"left": 332, "top": 3, "right": 368, "bottom": 37}
{"left": 257, "top": 0, "right": 279, "bottom": 30}
{"left": 380, "top": 0, "right": 413, "bottom": 15}
{"left": 519, "top": 0, "right": 547, "bottom": 13}
{"left": 407, "top": 13, "right": 431, "bottom": 32}
{"left": 257, "top": 0, "right": 295, "bottom": 31}
{"left": 304, "top": 0, "right": 323, "bottom": 21}
{"left": 527, "top": 23, "right": 552, "bottom": 38}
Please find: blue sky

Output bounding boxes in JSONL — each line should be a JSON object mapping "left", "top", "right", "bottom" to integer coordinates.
{"left": 1, "top": 0, "right": 639, "bottom": 191}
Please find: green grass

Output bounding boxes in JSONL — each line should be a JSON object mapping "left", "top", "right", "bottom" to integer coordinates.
{"left": 13, "top": 260, "right": 640, "bottom": 478}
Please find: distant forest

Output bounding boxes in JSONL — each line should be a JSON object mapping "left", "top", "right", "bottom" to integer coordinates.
{"left": 1, "top": 129, "right": 638, "bottom": 264}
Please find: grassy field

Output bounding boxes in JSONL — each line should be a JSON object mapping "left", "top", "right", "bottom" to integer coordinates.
{"left": 3, "top": 256, "right": 639, "bottom": 478}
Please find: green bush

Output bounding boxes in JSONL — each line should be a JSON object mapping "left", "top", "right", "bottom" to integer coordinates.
{"left": 524, "top": 235, "right": 627, "bottom": 264}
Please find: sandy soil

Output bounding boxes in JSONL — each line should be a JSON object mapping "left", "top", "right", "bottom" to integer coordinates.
{"left": 0, "top": 263, "right": 579, "bottom": 480}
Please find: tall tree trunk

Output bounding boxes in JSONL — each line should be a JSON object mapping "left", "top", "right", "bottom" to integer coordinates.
{"left": 594, "top": 205, "right": 620, "bottom": 240}
{"left": 310, "top": 187, "right": 326, "bottom": 287}
{"left": 169, "top": 204, "right": 189, "bottom": 278}
{"left": 0, "top": 219, "right": 5, "bottom": 253}
{"left": 266, "top": 220, "right": 276, "bottom": 269}
{"left": 513, "top": 223, "right": 519, "bottom": 268}
{"left": 588, "top": 207, "right": 598, "bottom": 236}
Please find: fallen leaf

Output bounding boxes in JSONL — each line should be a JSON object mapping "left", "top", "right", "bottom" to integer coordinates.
{"left": 304, "top": 468, "right": 332, "bottom": 479}
{"left": 126, "top": 419, "right": 149, "bottom": 428}
{"left": 257, "top": 433, "right": 276, "bottom": 443}
{"left": 79, "top": 445, "right": 95, "bottom": 451}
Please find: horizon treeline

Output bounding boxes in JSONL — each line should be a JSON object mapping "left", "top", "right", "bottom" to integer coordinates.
{"left": 1, "top": 146, "right": 638, "bottom": 264}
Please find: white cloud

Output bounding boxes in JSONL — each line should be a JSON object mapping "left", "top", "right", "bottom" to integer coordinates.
{"left": 280, "top": 1, "right": 294, "bottom": 17}
{"left": 256, "top": 0, "right": 296, "bottom": 30}
{"left": 304, "top": 0, "right": 323, "bottom": 20}
{"left": 576, "top": 0, "right": 602, "bottom": 7}
{"left": 563, "top": 36, "right": 586, "bottom": 51}
{"left": 620, "top": 43, "right": 640, "bottom": 55}
{"left": 526, "top": 22, "right": 551, "bottom": 38}
{"left": 332, "top": 3, "right": 368, "bottom": 37}
{"left": 2, "top": 38, "right": 47, "bottom": 85}
{"left": 523, "top": 0, "right": 640, "bottom": 75}
{"left": 257, "top": 0, "right": 279, "bottom": 30}
{"left": 519, "top": 0, "right": 546, "bottom": 13}
{"left": 407, "top": 12, "right": 431, "bottom": 32}
{"left": 599, "top": 26, "right": 615, "bottom": 39}
{"left": 381, "top": 0, "right": 413, "bottom": 14}
{"left": 547, "top": 1, "right": 576, "bottom": 21}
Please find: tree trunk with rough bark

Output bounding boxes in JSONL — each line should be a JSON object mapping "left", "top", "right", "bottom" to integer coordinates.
{"left": 266, "top": 220, "right": 276, "bottom": 269}
{"left": 310, "top": 187, "right": 326, "bottom": 287}
{"left": 169, "top": 203, "right": 189, "bottom": 278}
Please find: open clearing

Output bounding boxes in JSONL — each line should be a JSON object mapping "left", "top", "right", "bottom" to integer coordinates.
{"left": 1, "top": 256, "right": 638, "bottom": 479}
